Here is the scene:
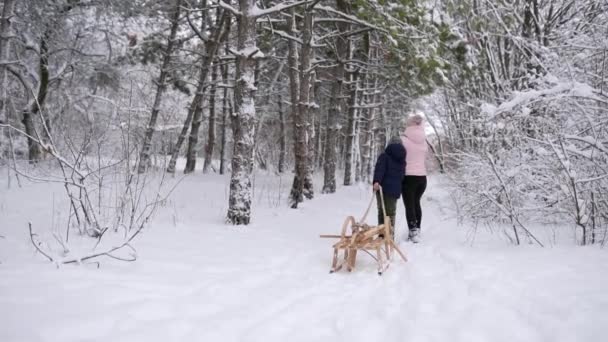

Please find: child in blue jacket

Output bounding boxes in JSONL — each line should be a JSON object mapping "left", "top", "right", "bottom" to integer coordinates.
{"left": 372, "top": 137, "right": 406, "bottom": 239}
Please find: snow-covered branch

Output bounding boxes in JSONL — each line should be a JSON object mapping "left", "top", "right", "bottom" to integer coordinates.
{"left": 316, "top": 5, "right": 389, "bottom": 35}
{"left": 218, "top": 1, "right": 241, "bottom": 16}
{"left": 252, "top": 1, "right": 313, "bottom": 18}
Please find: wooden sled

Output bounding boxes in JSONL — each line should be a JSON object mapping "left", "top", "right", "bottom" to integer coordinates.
{"left": 320, "top": 187, "right": 407, "bottom": 275}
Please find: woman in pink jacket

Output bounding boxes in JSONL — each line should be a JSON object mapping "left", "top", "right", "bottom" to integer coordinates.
{"left": 401, "top": 114, "right": 428, "bottom": 243}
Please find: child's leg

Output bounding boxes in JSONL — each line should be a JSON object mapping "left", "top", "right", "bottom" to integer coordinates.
{"left": 384, "top": 196, "right": 397, "bottom": 238}
{"left": 376, "top": 191, "right": 385, "bottom": 225}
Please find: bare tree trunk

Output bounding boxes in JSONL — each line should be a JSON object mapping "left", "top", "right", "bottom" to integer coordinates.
{"left": 591, "top": 191, "right": 596, "bottom": 244}
{"left": 220, "top": 96, "right": 231, "bottom": 175}
{"left": 289, "top": 7, "right": 315, "bottom": 207}
{"left": 166, "top": 95, "right": 196, "bottom": 173}
{"left": 22, "top": 28, "right": 55, "bottom": 163}
{"left": 184, "top": 7, "right": 229, "bottom": 174}
{"left": 203, "top": 60, "right": 219, "bottom": 173}
{"left": 315, "top": 109, "right": 323, "bottom": 169}
{"left": 354, "top": 130, "right": 361, "bottom": 182}
{"left": 0, "top": 0, "right": 16, "bottom": 159}
{"left": 219, "top": 43, "right": 231, "bottom": 176}
{"left": 322, "top": 0, "right": 350, "bottom": 194}
{"left": 354, "top": 78, "right": 365, "bottom": 183}
{"left": 19, "top": 1, "right": 82, "bottom": 162}
{"left": 227, "top": 0, "right": 259, "bottom": 225}
{"left": 166, "top": 2, "right": 208, "bottom": 174}
{"left": 277, "top": 93, "right": 286, "bottom": 173}
{"left": 343, "top": 70, "right": 359, "bottom": 186}
{"left": 138, "top": 0, "right": 182, "bottom": 173}
{"left": 322, "top": 78, "right": 342, "bottom": 193}
{"left": 287, "top": 8, "right": 304, "bottom": 207}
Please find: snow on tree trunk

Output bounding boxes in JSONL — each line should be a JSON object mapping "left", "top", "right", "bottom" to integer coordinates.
{"left": 374, "top": 100, "right": 387, "bottom": 155}
{"left": 227, "top": 0, "right": 261, "bottom": 225}
{"left": 203, "top": 61, "right": 219, "bottom": 173}
{"left": 353, "top": 80, "right": 364, "bottom": 183}
{"left": 360, "top": 77, "right": 378, "bottom": 182}
{"left": 360, "top": 38, "right": 378, "bottom": 182}
{"left": 287, "top": 8, "right": 305, "bottom": 208}
{"left": 138, "top": 0, "right": 182, "bottom": 174}
{"left": 303, "top": 76, "right": 316, "bottom": 199}
{"left": 302, "top": 14, "right": 316, "bottom": 201}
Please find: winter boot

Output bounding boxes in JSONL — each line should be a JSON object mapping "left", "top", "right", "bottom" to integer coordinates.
{"left": 408, "top": 228, "right": 420, "bottom": 243}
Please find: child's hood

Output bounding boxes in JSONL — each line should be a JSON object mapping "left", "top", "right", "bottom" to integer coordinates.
{"left": 385, "top": 142, "right": 405, "bottom": 162}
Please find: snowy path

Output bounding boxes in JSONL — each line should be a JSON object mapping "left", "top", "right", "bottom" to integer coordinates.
{"left": 1, "top": 174, "right": 608, "bottom": 342}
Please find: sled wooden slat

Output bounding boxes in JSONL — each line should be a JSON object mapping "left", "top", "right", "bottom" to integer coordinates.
{"left": 321, "top": 188, "right": 407, "bottom": 275}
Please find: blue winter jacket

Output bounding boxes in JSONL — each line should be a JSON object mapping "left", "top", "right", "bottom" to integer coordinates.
{"left": 373, "top": 142, "right": 406, "bottom": 198}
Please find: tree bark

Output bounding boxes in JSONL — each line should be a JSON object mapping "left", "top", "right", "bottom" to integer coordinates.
{"left": 0, "top": 0, "right": 16, "bottom": 159}
{"left": 219, "top": 61, "right": 230, "bottom": 175}
{"left": 322, "top": 0, "right": 350, "bottom": 194}
{"left": 374, "top": 100, "right": 387, "bottom": 155}
{"left": 138, "top": 0, "right": 182, "bottom": 173}
{"left": 316, "top": 107, "right": 325, "bottom": 169}
{"left": 343, "top": 69, "right": 359, "bottom": 186}
{"left": 184, "top": 6, "right": 229, "bottom": 174}
{"left": 166, "top": 1, "right": 208, "bottom": 174}
{"left": 303, "top": 76, "right": 316, "bottom": 199}
{"left": 286, "top": 11, "right": 303, "bottom": 205}
{"left": 289, "top": 7, "right": 314, "bottom": 208}
{"left": 202, "top": 60, "right": 219, "bottom": 173}
{"left": 227, "top": 0, "right": 259, "bottom": 225}
{"left": 22, "top": 26, "right": 54, "bottom": 163}
{"left": 360, "top": 79, "right": 377, "bottom": 182}
{"left": 360, "top": 37, "right": 377, "bottom": 182}
{"left": 277, "top": 93, "right": 286, "bottom": 173}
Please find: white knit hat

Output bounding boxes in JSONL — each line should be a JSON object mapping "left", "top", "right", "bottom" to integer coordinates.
{"left": 407, "top": 114, "right": 423, "bottom": 126}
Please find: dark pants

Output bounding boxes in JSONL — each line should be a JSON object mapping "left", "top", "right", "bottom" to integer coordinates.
{"left": 401, "top": 176, "right": 427, "bottom": 230}
{"left": 376, "top": 192, "right": 397, "bottom": 224}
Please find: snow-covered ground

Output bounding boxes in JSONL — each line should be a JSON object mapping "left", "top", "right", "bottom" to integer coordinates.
{"left": 1, "top": 169, "right": 607, "bottom": 342}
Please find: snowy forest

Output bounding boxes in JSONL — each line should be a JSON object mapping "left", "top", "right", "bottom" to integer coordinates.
{"left": 1, "top": 0, "right": 608, "bottom": 341}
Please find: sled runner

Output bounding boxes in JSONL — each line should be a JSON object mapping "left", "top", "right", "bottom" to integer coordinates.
{"left": 320, "top": 187, "right": 407, "bottom": 275}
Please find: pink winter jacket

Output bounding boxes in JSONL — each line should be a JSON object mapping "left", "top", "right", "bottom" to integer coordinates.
{"left": 401, "top": 125, "right": 428, "bottom": 176}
